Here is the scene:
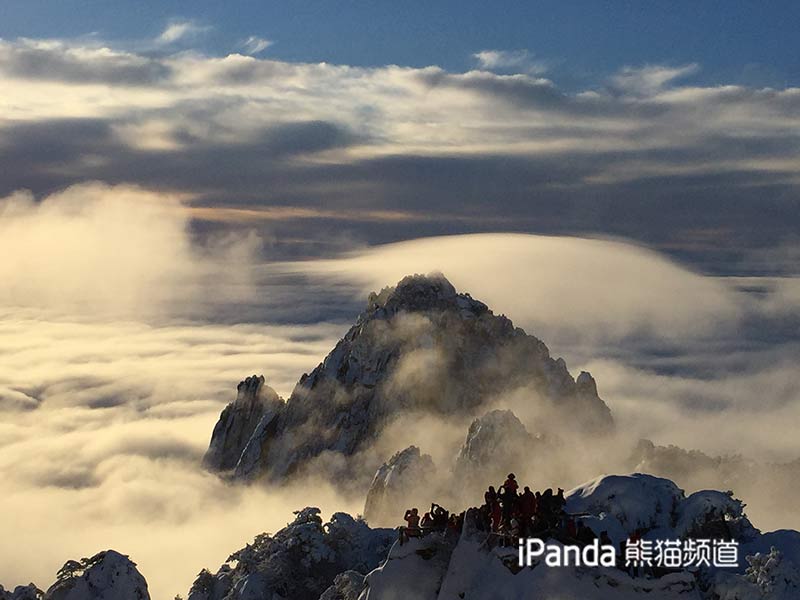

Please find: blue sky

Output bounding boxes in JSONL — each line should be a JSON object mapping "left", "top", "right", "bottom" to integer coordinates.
{"left": 1, "top": 0, "right": 797, "bottom": 88}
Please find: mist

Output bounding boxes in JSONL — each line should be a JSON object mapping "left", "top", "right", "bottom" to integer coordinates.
{"left": 1, "top": 186, "right": 799, "bottom": 597}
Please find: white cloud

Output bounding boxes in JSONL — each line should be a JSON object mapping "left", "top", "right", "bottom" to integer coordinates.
{"left": 156, "top": 20, "right": 211, "bottom": 46}
{"left": 296, "top": 233, "right": 744, "bottom": 343}
{"left": 0, "top": 182, "right": 269, "bottom": 319}
{"left": 240, "top": 35, "right": 273, "bottom": 55}
{"left": 473, "top": 49, "right": 549, "bottom": 74}
{"left": 610, "top": 63, "right": 700, "bottom": 96}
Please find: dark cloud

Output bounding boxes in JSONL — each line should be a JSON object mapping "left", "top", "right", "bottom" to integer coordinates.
{"left": 0, "top": 41, "right": 798, "bottom": 274}
{"left": 0, "top": 41, "right": 172, "bottom": 86}
{"left": 2, "top": 119, "right": 797, "bottom": 272}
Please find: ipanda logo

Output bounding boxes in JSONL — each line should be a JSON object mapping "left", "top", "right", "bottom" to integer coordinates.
{"left": 519, "top": 538, "right": 616, "bottom": 567}
{"left": 518, "top": 537, "right": 740, "bottom": 568}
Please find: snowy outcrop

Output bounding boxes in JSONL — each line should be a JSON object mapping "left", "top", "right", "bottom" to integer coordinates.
{"left": 206, "top": 273, "right": 613, "bottom": 485}
{"left": 359, "top": 535, "right": 456, "bottom": 600}
{"left": 565, "top": 473, "right": 758, "bottom": 549}
{"left": 566, "top": 473, "right": 685, "bottom": 535}
{"left": 713, "top": 547, "right": 800, "bottom": 600}
{"left": 318, "top": 571, "right": 365, "bottom": 600}
{"left": 364, "top": 446, "right": 435, "bottom": 525}
{"left": 43, "top": 551, "right": 149, "bottom": 600}
{"left": 675, "top": 490, "right": 755, "bottom": 540}
{"left": 187, "top": 507, "right": 394, "bottom": 600}
{"left": 434, "top": 538, "right": 701, "bottom": 600}
{"left": 0, "top": 585, "right": 42, "bottom": 600}
{"left": 203, "top": 375, "right": 284, "bottom": 472}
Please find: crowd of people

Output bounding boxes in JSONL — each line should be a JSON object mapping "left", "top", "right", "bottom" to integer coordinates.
{"left": 400, "top": 503, "right": 464, "bottom": 544}
{"left": 400, "top": 473, "right": 612, "bottom": 549}
{"left": 400, "top": 473, "right": 659, "bottom": 578}
{"left": 477, "top": 473, "right": 570, "bottom": 539}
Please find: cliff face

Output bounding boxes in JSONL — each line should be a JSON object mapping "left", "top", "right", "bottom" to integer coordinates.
{"left": 363, "top": 446, "right": 435, "bottom": 524}
{"left": 204, "top": 273, "right": 613, "bottom": 484}
{"left": 203, "top": 375, "right": 283, "bottom": 472}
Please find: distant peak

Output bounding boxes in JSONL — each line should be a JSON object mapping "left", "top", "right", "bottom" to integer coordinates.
{"left": 364, "top": 272, "right": 487, "bottom": 318}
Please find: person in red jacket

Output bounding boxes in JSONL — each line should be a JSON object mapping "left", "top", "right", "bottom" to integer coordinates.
{"left": 400, "top": 508, "right": 421, "bottom": 544}
{"left": 503, "top": 473, "right": 519, "bottom": 494}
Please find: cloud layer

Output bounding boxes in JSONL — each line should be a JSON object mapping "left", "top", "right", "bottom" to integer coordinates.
{"left": 1, "top": 209, "right": 799, "bottom": 596}
{"left": 0, "top": 36, "right": 798, "bottom": 268}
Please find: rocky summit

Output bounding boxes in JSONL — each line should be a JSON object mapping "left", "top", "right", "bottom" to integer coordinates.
{"left": 203, "top": 273, "right": 613, "bottom": 485}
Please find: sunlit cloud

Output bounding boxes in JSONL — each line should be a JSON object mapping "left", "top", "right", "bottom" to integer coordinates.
{"left": 473, "top": 49, "right": 550, "bottom": 74}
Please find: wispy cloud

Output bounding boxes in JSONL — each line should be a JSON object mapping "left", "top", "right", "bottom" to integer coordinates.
{"left": 156, "top": 20, "right": 211, "bottom": 46}
{"left": 473, "top": 49, "right": 549, "bottom": 74}
{"left": 240, "top": 35, "right": 272, "bottom": 55}
{"left": 610, "top": 63, "right": 700, "bottom": 96}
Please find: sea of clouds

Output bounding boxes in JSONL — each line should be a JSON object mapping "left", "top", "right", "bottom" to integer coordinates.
{"left": 1, "top": 184, "right": 798, "bottom": 598}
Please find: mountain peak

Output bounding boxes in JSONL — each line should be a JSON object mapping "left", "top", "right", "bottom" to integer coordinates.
{"left": 205, "top": 273, "right": 613, "bottom": 484}
{"left": 363, "top": 272, "right": 488, "bottom": 320}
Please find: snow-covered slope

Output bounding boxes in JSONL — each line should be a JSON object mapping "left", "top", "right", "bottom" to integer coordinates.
{"left": 187, "top": 507, "right": 394, "bottom": 600}
{"left": 5, "top": 474, "right": 797, "bottom": 600}
{"left": 44, "top": 551, "right": 149, "bottom": 600}
{"left": 204, "top": 273, "right": 613, "bottom": 485}
{"left": 0, "top": 584, "right": 42, "bottom": 600}
{"left": 357, "top": 473, "right": 799, "bottom": 600}
{"left": 2, "top": 552, "right": 149, "bottom": 600}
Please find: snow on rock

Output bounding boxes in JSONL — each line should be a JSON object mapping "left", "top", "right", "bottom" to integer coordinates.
{"left": 318, "top": 571, "right": 365, "bottom": 600}
{"left": 361, "top": 506, "right": 703, "bottom": 600}
{"left": 187, "top": 507, "right": 394, "bottom": 600}
{"left": 565, "top": 473, "right": 763, "bottom": 552}
{"left": 358, "top": 535, "right": 456, "bottom": 600}
{"left": 743, "top": 530, "right": 800, "bottom": 567}
{"left": 43, "top": 550, "right": 149, "bottom": 600}
{"left": 356, "top": 473, "right": 800, "bottom": 599}
{"left": 203, "top": 375, "right": 284, "bottom": 472}
{"left": 675, "top": 490, "right": 757, "bottom": 541}
{"left": 566, "top": 473, "right": 684, "bottom": 535}
{"left": 364, "top": 446, "right": 435, "bottom": 525}
{"left": 205, "top": 273, "right": 613, "bottom": 485}
{"left": 713, "top": 547, "right": 800, "bottom": 600}
{"left": 0, "top": 585, "right": 43, "bottom": 600}
{"left": 436, "top": 538, "right": 701, "bottom": 600}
